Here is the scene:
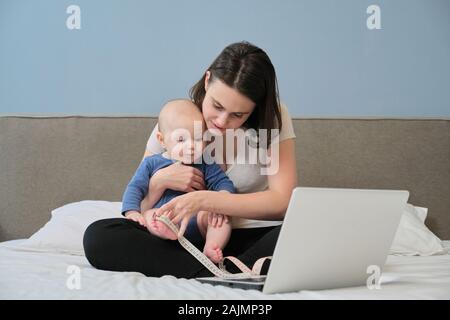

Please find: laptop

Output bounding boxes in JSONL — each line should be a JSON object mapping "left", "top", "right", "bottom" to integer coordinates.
{"left": 196, "top": 187, "right": 409, "bottom": 294}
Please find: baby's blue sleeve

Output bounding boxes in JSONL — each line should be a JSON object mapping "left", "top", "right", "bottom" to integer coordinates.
{"left": 204, "top": 163, "right": 235, "bottom": 193}
{"left": 121, "top": 158, "right": 153, "bottom": 216}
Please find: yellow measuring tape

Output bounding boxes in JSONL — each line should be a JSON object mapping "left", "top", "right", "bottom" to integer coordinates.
{"left": 157, "top": 215, "right": 271, "bottom": 279}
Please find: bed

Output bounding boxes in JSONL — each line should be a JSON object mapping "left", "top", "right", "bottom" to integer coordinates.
{"left": 0, "top": 239, "right": 449, "bottom": 300}
{"left": 0, "top": 115, "right": 449, "bottom": 299}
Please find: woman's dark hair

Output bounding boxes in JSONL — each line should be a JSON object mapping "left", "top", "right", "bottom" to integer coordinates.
{"left": 190, "top": 41, "right": 282, "bottom": 137}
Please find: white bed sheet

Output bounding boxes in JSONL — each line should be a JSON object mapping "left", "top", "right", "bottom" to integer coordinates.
{"left": 0, "top": 239, "right": 449, "bottom": 300}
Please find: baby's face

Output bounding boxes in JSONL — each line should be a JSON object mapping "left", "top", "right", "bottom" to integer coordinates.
{"left": 163, "top": 118, "right": 205, "bottom": 164}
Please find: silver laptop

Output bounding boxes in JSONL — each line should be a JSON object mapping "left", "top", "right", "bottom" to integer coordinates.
{"left": 196, "top": 187, "right": 409, "bottom": 294}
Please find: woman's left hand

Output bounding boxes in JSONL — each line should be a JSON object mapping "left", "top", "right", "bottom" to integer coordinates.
{"left": 156, "top": 191, "right": 207, "bottom": 237}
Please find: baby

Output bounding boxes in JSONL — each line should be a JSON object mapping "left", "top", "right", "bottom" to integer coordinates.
{"left": 121, "top": 99, "right": 234, "bottom": 263}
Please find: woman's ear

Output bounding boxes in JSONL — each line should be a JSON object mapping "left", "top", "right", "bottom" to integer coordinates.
{"left": 204, "top": 71, "right": 211, "bottom": 91}
{"left": 156, "top": 131, "right": 165, "bottom": 148}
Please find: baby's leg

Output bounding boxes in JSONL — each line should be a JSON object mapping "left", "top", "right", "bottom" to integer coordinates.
{"left": 197, "top": 213, "right": 231, "bottom": 263}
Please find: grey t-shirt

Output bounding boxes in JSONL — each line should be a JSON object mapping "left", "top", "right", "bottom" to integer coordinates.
{"left": 145, "top": 103, "right": 296, "bottom": 228}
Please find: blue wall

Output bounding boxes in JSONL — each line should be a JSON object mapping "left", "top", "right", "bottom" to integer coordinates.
{"left": 1, "top": 0, "right": 449, "bottom": 117}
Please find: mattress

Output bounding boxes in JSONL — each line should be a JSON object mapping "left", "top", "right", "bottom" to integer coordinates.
{"left": 1, "top": 239, "right": 449, "bottom": 300}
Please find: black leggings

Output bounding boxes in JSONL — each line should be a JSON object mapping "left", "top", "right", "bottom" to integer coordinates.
{"left": 83, "top": 218, "right": 280, "bottom": 279}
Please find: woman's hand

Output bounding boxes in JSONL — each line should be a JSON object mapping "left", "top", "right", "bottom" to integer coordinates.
{"left": 151, "top": 162, "right": 206, "bottom": 193}
{"left": 156, "top": 191, "right": 207, "bottom": 237}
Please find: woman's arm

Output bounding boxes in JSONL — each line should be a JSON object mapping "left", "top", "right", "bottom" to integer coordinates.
{"left": 158, "top": 139, "right": 298, "bottom": 235}
{"left": 205, "top": 139, "right": 297, "bottom": 219}
{"left": 140, "top": 177, "right": 165, "bottom": 212}
{"left": 140, "top": 163, "right": 207, "bottom": 212}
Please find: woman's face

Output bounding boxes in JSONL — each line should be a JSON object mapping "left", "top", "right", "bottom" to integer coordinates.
{"left": 202, "top": 71, "right": 255, "bottom": 133}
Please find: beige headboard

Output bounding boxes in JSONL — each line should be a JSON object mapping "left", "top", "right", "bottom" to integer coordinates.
{"left": 0, "top": 116, "right": 449, "bottom": 241}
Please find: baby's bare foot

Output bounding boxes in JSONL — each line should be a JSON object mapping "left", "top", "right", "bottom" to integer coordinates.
{"left": 204, "top": 244, "right": 223, "bottom": 264}
{"left": 145, "top": 215, "right": 177, "bottom": 240}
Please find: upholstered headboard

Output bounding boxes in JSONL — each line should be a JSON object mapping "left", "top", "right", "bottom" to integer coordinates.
{"left": 0, "top": 116, "right": 449, "bottom": 241}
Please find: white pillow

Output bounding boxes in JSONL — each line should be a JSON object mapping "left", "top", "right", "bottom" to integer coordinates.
{"left": 20, "top": 201, "right": 124, "bottom": 255}
{"left": 19, "top": 201, "right": 445, "bottom": 257}
{"left": 389, "top": 203, "right": 445, "bottom": 256}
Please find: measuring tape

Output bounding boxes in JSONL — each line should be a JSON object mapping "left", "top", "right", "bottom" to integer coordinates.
{"left": 156, "top": 215, "right": 271, "bottom": 279}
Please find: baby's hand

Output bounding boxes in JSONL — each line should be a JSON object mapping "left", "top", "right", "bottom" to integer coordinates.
{"left": 125, "top": 211, "right": 147, "bottom": 227}
{"left": 207, "top": 212, "right": 229, "bottom": 228}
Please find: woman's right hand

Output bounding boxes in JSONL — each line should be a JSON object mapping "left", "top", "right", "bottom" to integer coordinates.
{"left": 150, "top": 162, "right": 206, "bottom": 193}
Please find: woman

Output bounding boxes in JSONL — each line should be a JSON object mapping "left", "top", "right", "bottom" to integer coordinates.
{"left": 83, "top": 41, "right": 297, "bottom": 278}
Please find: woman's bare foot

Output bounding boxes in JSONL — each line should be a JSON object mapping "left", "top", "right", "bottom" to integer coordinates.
{"left": 203, "top": 243, "right": 223, "bottom": 264}
{"left": 143, "top": 210, "right": 177, "bottom": 240}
